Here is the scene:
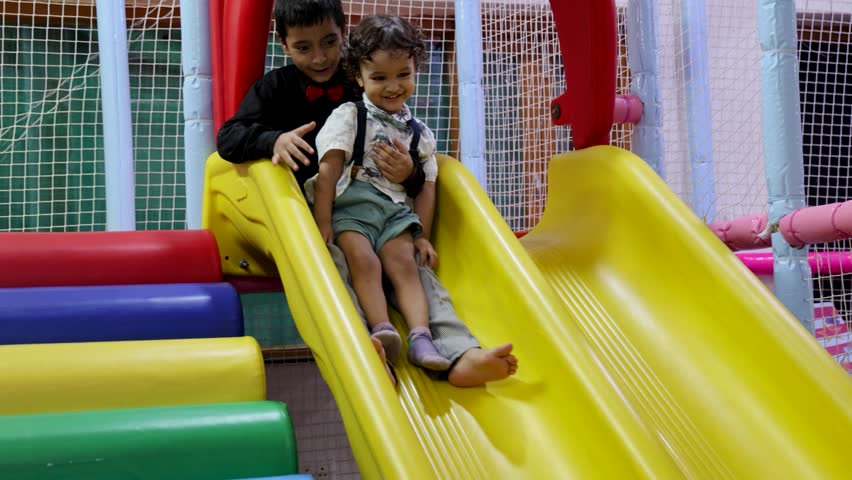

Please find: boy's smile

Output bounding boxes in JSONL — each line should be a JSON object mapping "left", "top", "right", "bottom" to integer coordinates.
{"left": 356, "top": 49, "right": 416, "bottom": 114}
{"left": 281, "top": 19, "right": 343, "bottom": 85}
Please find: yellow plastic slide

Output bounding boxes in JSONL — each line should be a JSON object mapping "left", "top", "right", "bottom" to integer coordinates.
{"left": 203, "top": 146, "right": 852, "bottom": 479}
{"left": 522, "top": 146, "right": 852, "bottom": 478}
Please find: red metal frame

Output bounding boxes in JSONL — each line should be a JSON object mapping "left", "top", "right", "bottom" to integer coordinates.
{"left": 548, "top": 0, "right": 618, "bottom": 149}
{"left": 210, "top": 0, "right": 274, "bottom": 135}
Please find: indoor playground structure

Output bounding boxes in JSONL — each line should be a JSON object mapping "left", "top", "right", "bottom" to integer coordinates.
{"left": 0, "top": 230, "right": 301, "bottom": 479}
{"left": 2, "top": 0, "right": 852, "bottom": 479}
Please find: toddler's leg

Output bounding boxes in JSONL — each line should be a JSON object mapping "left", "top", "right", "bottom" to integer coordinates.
{"left": 390, "top": 265, "right": 518, "bottom": 386}
{"left": 337, "top": 232, "right": 401, "bottom": 363}
{"left": 380, "top": 234, "right": 450, "bottom": 371}
{"left": 329, "top": 243, "right": 398, "bottom": 380}
{"left": 327, "top": 243, "right": 366, "bottom": 322}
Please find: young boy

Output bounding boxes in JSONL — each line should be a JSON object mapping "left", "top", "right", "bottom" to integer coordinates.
{"left": 218, "top": 0, "right": 517, "bottom": 387}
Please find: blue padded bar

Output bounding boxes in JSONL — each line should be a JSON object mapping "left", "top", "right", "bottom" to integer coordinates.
{"left": 0, "top": 282, "right": 244, "bottom": 344}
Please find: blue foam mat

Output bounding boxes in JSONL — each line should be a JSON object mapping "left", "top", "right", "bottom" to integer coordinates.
{"left": 0, "top": 282, "right": 243, "bottom": 344}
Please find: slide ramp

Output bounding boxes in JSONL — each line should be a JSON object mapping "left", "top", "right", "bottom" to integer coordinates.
{"left": 204, "top": 147, "right": 852, "bottom": 478}
{"left": 521, "top": 146, "right": 852, "bottom": 478}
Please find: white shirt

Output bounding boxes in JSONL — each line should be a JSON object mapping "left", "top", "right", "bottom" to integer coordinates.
{"left": 305, "top": 94, "right": 438, "bottom": 205}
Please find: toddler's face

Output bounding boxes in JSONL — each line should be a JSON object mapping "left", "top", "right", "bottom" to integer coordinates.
{"left": 281, "top": 19, "right": 343, "bottom": 84}
{"left": 356, "top": 49, "right": 415, "bottom": 114}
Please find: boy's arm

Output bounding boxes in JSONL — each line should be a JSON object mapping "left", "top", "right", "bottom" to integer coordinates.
{"left": 217, "top": 80, "right": 285, "bottom": 163}
{"left": 400, "top": 120, "right": 436, "bottom": 197}
{"left": 402, "top": 159, "right": 426, "bottom": 198}
{"left": 372, "top": 138, "right": 424, "bottom": 196}
{"left": 313, "top": 150, "right": 345, "bottom": 243}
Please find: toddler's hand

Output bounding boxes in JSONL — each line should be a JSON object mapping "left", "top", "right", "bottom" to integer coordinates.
{"left": 413, "top": 237, "right": 438, "bottom": 269}
{"left": 371, "top": 137, "right": 414, "bottom": 183}
{"left": 272, "top": 122, "right": 316, "bottom": 171}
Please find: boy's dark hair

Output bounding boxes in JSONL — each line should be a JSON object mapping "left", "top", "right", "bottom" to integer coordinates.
{"left": 345, "top": 15, "right": 428, "bottom": 81}
{"left": 274, "top": 0, "right": 345, "bottom": 43}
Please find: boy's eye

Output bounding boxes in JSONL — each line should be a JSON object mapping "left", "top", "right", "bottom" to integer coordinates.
{"left": 372, "top": 76, "right": 385, "bottom": 81}
{"left": 322, "top": 38, "right": 338, "bottom": 48}
{"left": 295, "top": 46, "right": 309, "bottom": 53}
{"left": 399, "top": 72, "right": 411, "bottom": 78}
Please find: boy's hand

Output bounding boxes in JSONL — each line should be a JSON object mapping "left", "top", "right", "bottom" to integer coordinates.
{"left": 371, "top": 137, "right": 414, "bottom": 183}
{"left": 413, "top": 237, "right": 438, "bottom": 269}
{"left": 272, "top": 122, "right": 316, "bottom": 171}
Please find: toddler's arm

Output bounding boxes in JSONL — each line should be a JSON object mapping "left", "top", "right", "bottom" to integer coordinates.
{"left": 313, "top": 150, "right": 345, "bottom": 244}
{"left": 413, "top": 181, "right": 438, "bottom": 268}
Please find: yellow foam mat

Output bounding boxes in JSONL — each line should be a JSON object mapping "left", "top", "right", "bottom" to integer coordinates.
{"left": 0, "top": 337, "right": 266, "bottom": 415}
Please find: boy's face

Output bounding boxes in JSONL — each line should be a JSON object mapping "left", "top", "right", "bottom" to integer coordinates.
{"left": 281, "top": 19, "right": 343, "bottom": 84}
{"left": 356, "top": 50, "right": 415, "bottom": 114}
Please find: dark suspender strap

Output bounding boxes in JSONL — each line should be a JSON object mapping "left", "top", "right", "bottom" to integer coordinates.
{"left": 353, "top": 101, "right": 368, "bottom": 167}
{"left": 402, "top": 118, "right": 425, "bottom": 198}
{"left": 406, "top": 118, "right": 421, "bottom": 163}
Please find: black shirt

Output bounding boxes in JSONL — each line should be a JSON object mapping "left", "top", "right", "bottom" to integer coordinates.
{"left": 216, "top": 65, "right": 358, "bottom": 188}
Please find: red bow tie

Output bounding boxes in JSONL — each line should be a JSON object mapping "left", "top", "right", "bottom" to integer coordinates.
{"left": 305, "top": 84, "right": 344, "bottom": 102}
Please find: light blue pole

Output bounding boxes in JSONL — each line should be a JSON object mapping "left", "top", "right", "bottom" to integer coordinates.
{"left": 758, "top": 0, "right": 813, "bottom": 331}
{"left": 626, "top": 0, "right": 664, "bottom": 177}
{"left": 681, "top": 0, "right": 717, "bottom": 221}
{"left": 96, "top": 0, "right": 136, "bottom": 230}
{"left": 454, "top": 0, "right": 487, "bottom": 189}
{"left": 180, "top": 0, "right": 215, "bottom": 229}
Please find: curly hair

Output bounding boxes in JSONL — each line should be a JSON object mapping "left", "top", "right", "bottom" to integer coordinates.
{"left": 344, "top": 15, "right": 428, "bottom": 83}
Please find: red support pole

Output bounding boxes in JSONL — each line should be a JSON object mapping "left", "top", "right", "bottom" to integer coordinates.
{"left": 548, "top": 0, "right": 618, "bottom": 149}
{"left": 221, "top": 0, "right": 275, "bottom": 126}
{"left": 209, "top": 0, "right": 225, "bottom": 133}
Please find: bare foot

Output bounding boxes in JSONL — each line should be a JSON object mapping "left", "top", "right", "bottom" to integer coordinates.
{"left": 448, "top": 343, "right": 518, "bottom": 388}
{"left": 371, "top": 337, "right": 397, "bottom": 387}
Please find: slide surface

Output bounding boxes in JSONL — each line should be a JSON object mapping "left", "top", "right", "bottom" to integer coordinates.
{"left": 203, "top": 147, "right": 852, "bottom": 479}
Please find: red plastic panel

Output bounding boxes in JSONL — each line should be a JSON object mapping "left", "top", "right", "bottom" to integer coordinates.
{"left": 0, "top": 230, "right": 223, "bottom": 287}
{"left": 225, "top": 275, "right": 284, "bottom": 294}
{"left": 548, "top": 0, "right": 617, "bottom": 148}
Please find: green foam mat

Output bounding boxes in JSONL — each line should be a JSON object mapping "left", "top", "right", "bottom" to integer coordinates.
{"left": 0, "top": 401, "right": 298, "bottom": 480}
